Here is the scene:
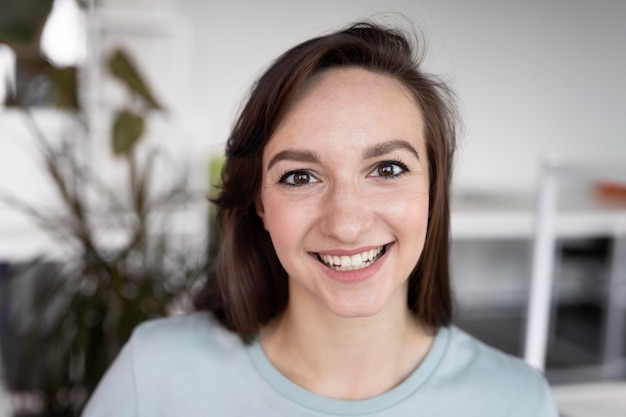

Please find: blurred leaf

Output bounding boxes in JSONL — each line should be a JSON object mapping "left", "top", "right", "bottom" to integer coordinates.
{"left": 0, "top": 0, "right": 53, "bottom": 57}
{"left": 112, "top": 110, "right": 144, "bottom": 156}
{"left": 7, "top": 57, "right": 79, "bottom": 108}
{"left": 1, "top": 0, "right": 80, "bottom": 109}
{"left": 209, "top": 155, "right": 225, "bottom": 197}
{"left": 49, "top": 66, "right": 79, "bottom": 108}
{"left": 9, "top": 56, "right": 54, "bottom": 106}
{"left": 108, "top": 49, "right": 162, "bottom": 110}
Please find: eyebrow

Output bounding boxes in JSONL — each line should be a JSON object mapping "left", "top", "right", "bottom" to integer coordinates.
{"left": 267, "top": 149, "right": 321, "bottom": 170}
{"left": 266, "top": 139, "right": 420, "bottom": 170}
{"left": 363, "top": 140, "right": 420, "bottom": 161}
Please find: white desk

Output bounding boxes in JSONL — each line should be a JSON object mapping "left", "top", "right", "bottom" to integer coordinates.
{"left": 552, "top": 381, "right": 626, "bottom": 417}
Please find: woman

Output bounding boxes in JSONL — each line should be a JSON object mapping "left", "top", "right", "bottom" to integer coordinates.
{"left": 83, "top": 22, "right": 558, "bottom": 416}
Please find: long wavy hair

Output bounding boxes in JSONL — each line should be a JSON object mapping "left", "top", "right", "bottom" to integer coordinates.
{"left": 194, "top": 21, "right": 458, "bottom": 343}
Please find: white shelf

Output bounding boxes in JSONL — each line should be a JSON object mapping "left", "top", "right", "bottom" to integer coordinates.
{"left": 451, "top": 189, "right": 626, "bottom": 240}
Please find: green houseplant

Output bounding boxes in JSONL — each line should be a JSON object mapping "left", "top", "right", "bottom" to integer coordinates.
{"left": 0, "top": 1, "right": 207, "bottom": 415}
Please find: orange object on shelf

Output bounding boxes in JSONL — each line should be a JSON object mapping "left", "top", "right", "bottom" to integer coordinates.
{"left": 594, "top": 180, "right": 626, "bottom": 201}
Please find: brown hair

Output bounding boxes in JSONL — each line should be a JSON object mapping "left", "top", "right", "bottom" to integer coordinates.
{"left": 194, "top": 21, "right": 458, "bottom": 343}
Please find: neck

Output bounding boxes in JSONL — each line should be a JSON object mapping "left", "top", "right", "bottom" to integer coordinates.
{"left": 259, "top": 289, "right": 434, "bottom": 400}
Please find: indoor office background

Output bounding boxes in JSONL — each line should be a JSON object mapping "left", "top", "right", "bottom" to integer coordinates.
{"left": 0, "top": 0, "right": 625, "bottom": 416}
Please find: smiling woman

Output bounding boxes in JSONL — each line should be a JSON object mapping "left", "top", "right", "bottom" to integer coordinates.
{"left": 83, "top": 21, "right": 559, "bottom": 417}
{"left": 257, "top": 68, "right": 430, "bottom": 325}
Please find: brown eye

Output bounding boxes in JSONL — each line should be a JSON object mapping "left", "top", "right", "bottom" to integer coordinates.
{"left": 279, "top": 170, "right": 320, "bottom": 186}
{"left": 293, "top": 172, "right": 311, "bottom": 184}
{"left": 372, "top": 161, "right": 408, "bottom": 178}
{"left": 377, "top": 163, "right": 396, "bottom": 177}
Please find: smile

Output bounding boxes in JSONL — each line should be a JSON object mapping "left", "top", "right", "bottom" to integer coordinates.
{"left": 315, "top": 244, "right": 388, "bottom": 272}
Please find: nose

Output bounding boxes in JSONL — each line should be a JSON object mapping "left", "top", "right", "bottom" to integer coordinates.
{"left": 319, "top": 179, "right": 374, "bottom": 243}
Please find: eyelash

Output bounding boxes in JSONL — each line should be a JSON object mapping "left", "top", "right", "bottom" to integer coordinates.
{"left": 276, "top": 159, "right": 410, "bottom": 187}
{"left": 278, "top": 169, "right": 318, "bottom": 187}
{"left": 370, "top": 159, "right": 410, "bottom": 179}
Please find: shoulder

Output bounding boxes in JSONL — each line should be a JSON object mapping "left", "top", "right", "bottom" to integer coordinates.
{"left": 444, "top": 325, "right": 546, "bottom": 388}
{"left": 445, "top": 325, "right": 539, "bottom": 377}
{"left": 433, "top": 326, "right": 558, "bottom": 416}
{"left": 127, "top": 312, "right": 244, "bottom": 364}
{"left": 125, "top": 312, "right": 247, "bottom": 382}
{"left": 84, "top": 313, "right": 251, "bottom": 416}
{"left": 130, "top": 313, "right": 252, "bottom": 406}
{"left": 131, "top": 312, "right": 239, "bottom": 348}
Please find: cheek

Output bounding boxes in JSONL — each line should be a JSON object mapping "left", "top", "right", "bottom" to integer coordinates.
{"left": 261, "top": 194, "right": 309, "bottom": 251}
{"left": 376, "top": 188, "right": 429, "bottom": 228}
{"left": 402, "top": 203, "right": 429, "bottom": 240}
{"left": 381, "top": 191, "right": 429, "bottom": 264}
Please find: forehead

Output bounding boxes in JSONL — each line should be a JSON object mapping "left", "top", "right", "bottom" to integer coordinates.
{"left": 295, "top": 67, "right": 420, "bottom": 116}
{"left": 264, "top": 68, "right": 425, "bottom": 158}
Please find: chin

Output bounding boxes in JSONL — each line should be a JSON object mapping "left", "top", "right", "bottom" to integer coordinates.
{"left": 325, "top": 295, "right": 392, "bottom": 319}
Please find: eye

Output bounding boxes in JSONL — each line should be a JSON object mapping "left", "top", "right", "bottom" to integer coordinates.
{"left": 370, "top": 160, "right": 409, "bottom": 178}
{"left": 279, "top": 170, "right": 320, "bottom": 186}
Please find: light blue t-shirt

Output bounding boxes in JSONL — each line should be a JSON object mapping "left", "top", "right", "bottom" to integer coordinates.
{"left": 83, "top": 312, "right": 558, "bottom": 416}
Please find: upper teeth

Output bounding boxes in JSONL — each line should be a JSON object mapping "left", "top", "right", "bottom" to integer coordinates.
{"left": 318, "top": 246, "right": 384, "bottom": 271}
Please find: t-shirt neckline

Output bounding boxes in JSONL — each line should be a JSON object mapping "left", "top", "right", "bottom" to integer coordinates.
{"left": 246, "top": 326, "right": 450, "bottom": 415}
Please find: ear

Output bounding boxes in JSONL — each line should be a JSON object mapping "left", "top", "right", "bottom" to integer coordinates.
{"left": 255, "top": 196, "right": 268, "bottom": 230}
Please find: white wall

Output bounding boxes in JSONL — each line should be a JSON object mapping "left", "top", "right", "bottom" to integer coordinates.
{"left": 174, "top": 0, "right": 626, "bottom": 192}
{"left": 2, "top": 0, "right": 625, "bottom": 258}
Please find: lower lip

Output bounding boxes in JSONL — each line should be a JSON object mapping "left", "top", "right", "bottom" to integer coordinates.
{"left": 314, "top": 244, "right": 392, "bottom": 284}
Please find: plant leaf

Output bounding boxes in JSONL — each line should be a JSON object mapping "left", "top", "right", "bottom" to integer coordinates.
{"left": 5, "top": 57, "right": 78, "bottom": 108}
{"left": 49, "top": 66, "right": 79, "bottom": 109}
{"left": 108, "top": 49, "right": 162, "bottom": 110}
{"left": 0, "top": 0, "right": 53, "bottom": 52}
{"left": 209, "top": 155, "right": 225, "bottom": 197}
{"left": 112, "top": 110, "right": 144, "bottom": 156}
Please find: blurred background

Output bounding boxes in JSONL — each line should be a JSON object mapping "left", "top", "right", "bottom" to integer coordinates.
{"left": 0, "top": 0, "right": 625, "bottom": 416}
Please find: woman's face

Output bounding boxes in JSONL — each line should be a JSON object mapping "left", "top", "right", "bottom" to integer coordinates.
{"left": 258, "top": 68, "right": 429, "bottom": 319}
